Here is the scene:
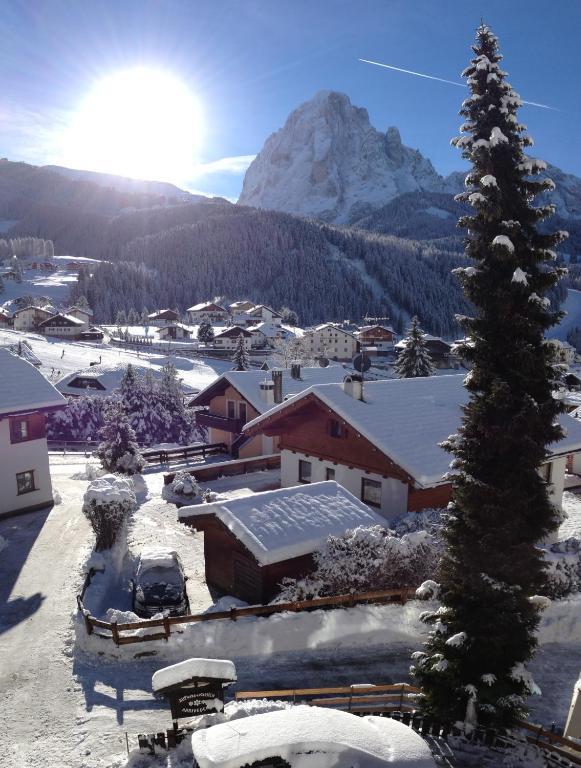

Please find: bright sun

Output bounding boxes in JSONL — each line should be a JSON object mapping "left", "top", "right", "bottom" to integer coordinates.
{"left": 62, "top": 67, "right": 202, "bottom": 182}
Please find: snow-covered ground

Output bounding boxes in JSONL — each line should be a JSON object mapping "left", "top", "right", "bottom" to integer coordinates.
{"left": 561, "top": 490, "right": 581, "bottom": 540}
{"left": 1, "top": 458, "right": 581, "bottom": 768}
{"left": 0, "top": 263, "right": 97, "bottom": 310}
{"left": 0, "top": 328, "right": 231, "bottom": 392}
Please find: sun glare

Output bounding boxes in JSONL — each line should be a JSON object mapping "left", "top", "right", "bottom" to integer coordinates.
{"left": 62, "top": 67, "right": 202, "bottom": 182}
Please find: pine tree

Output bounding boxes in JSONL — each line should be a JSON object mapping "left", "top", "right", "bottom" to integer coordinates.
{"left": 198, "top": 320, "right": 215, "bottom": 344}
{"left": 97, "top": 401, "right": 145, "bottom": 475}
{"left": 395, "top": 316, "right": 434, "bottom": 378}
{"left": 413, "top": 25, "right": 567, "bottom": 729}
{"left": 115, "top": 309, "right": 127, "bottom": 325}
{"left": 232, "top": 334, "right": 250, "bottom": 371}
{"left": 157, "top": 362, "right": 193, "bottom": 443}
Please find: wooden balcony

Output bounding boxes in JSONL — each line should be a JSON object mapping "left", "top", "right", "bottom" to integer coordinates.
{"left": 196, "top": 411, "right": 244, "bottom": 433}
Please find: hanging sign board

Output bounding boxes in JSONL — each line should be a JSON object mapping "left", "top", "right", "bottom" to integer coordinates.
{"left": 168, "top": 682, "right": 225, "bottom": 720}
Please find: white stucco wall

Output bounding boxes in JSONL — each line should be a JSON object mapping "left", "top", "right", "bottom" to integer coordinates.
{"left": 0, "top": 419, "right": 54, "bottom": 517}
{"left": 280, "top": 449, "right": 408, "bottom": 521}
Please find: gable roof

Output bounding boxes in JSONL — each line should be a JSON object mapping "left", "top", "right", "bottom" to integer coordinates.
{"left": 246, "top": 322, "right": 291, "bottom": 338}
{"left": 312, "top": 323, "right": 357, "bottom": 339}
{"left": 68, "top": 305, "right": 94, "bottom": 316}
{"left": 215, "top": 326, "right": 252, "bottom": 338}
{"left": 187, "top": 302, "right": 228, "bottom": 313}
{"left": 249, "top": 304, "right": 282, "bottom": 318}
{"left": 244, "top": 375, "right": 581, "bottom": 488}
{"left": 13, "top": 305, "right": 54, "bottom": 317}
{"left": 148, "top": 308, "right": 179, "bottom": 319}
{"left": 189, "top": 365, "right": 347, "bottom": 413}
{"left": 56, "top": 362, "right": 160, "bottom": 397}
{"left": 37, "top": 312, "right": 85, "bottom": 327}
{"left": 0, "top": 348, "right": 65, "bottom": 415}
{"left": 178, "top": 481, "right": 386, "bottom": 565}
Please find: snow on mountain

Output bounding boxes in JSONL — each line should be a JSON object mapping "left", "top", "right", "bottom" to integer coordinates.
{"left": 240, "top": 90, "right": 581, "bottom": 224}
{"left": 238, "top": 90, "right": 442, "bottom": 224}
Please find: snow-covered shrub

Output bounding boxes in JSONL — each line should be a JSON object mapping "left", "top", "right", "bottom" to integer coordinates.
{"left": 97, "top": 401, "right": 145, "bottom": 475}
{"left": 393, "top": 507, "right": 448, "bottom": 538}
{"left": 82, "top": 474, "right": 137, "bottom": 551}
{"left": 162, "top": 469, "right": 200, "bottom": 501}
{"left": 276, "top": 525, "right": 441, "bottom": 602}
{"left": 544, "top": 538, "right": 581, "bottom": 598}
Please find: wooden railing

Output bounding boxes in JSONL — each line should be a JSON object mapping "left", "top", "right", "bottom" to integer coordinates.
{"left": 232, "top": 684, "right": 581, "bottom": 767}
{"left": 77, "top": 586, "right": 416, "bottom": 646}
{"left": 141, "top": 442, "right": 227, "bottom": 466}
{"left": 164, "top": 453, "right": 281, "bottom": 485}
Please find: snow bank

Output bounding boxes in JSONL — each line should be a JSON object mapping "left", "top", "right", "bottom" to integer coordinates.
{"left": 537, "top": 594, "right": 581, "bottom": 644}
{"left": 78, "top": 600, "right": 431, "bottom": 661}
{"left": 152, "top": 658, "right": 237, "bottom": 693}
{"left": 191, "top": 706, "right": 436, "bottom": 768}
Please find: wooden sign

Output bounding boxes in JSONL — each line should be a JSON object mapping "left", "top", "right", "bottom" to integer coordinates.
{"left": 168, "top": 683, "right": 224, "bottom": 720}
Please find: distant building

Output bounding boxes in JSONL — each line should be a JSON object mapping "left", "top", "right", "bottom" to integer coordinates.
{"left": 158, "top": 323, "right": 193, "bottom": 341}
{"left": 395, "top": 335, "right": 457, "bottom": 369}
{"left": 178, "top": 482, "right": 386, "bottom": 603}
{"left": 67, "top": 306, "right": 93, "bottom": 329}
{"left": 0, "top": 309, "right": 12, "bottom": 326}
{"left": 247, "top": 322, "right": 291, "bottom": 349}
{"left": 212, "top": 326, "right": 253, "bottom": 352}
{"left": 187, "top": 302, "right": 229, "bottom": 324}
{"left": 0, "top": 349, "right": 66, "bottom": 517}
{"left": 229, "top": 300, "right": 256, "bottom": 313}
{"left": 147, "top": 309, "right": 180, "bottom": 326}
{"left": 13, "top": 306, "right": 54, "bottom": 332}
{"left": 37, "top": 313, "right": 85, "bottom": 338}
{"left": 56, "top": 362, "right": 197, "bottom": 399}
{"left": 247, "top": 304, "right": 283, "bottom": 326}
{"left": 357, "top": 325, "right": 397, "bottom": 353}
{"left": 244, "top": 374, "right": 581, "bottom": 519}
{"left": 303, "top": 323, "right": 359, "bottom": 362}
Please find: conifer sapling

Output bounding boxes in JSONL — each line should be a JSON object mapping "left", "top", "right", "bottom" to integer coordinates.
{"left": 395, "top": 316, "right": 434, "bottom": 378}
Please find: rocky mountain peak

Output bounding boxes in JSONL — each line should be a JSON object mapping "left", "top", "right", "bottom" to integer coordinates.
{"left": 238, "top": 90, "right": 443, "bottom": 223}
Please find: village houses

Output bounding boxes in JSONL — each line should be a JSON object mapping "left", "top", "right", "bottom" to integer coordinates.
{"left": 12, "top": 305, "right": 54, "bottom": 332}
{"left": 0, "top": 349, "right": 66, "bottom": 517}
{"left": 147, "top": 308, "right": 180, "bottom": 326}
{"left": 186, "top": 302, "right": 229, "bottom": 324}
{"left": 243, "top": 374, "right": 581, "bottom": 520}
{"left": 36, "top": 312, "right": 86, "bottom": 338}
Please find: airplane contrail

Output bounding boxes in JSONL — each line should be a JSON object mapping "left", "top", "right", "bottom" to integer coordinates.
{"left": 358, "top": 58, "right": 558, "bottom": 111}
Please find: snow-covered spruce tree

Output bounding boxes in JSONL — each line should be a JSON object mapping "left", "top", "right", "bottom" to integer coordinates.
{"left": 413, "top": 25, "right": 567, "bottom": 728}
{"left": 97, "top": 401, "right": 145, "bottom": 475}
{"left": 395, "top": 316, "right": 434, "bottom": 378}
{"left": 232, "top": 334, "right": 250, "bottom": 371}
{"left": 157, "top": 362, "right": 194, "bottom": 444}
{"left": 197, "top": 320, "right": 215, "bottom": 344}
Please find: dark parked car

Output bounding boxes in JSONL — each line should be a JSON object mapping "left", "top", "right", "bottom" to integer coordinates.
{"left": 131, "top": 547, "right": 190, "bottom": 618}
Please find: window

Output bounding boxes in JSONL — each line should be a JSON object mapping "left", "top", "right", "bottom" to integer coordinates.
{"left": 10, "top": 417, "right": 29, "bottom": 443}
{"left": 227, "top": 400, "right": 236, "bottom": 419}
{"left": 238, "top": 402, "right": 247, "bottom": 423}
{"left": 329, "top": 419, "right": 345, "bottom": 439}
{"left": 325, "top": 467, "right": 336, "bottom": 481}
{"left": 298, "top": 459, "right": 312, "bottom": 484}
{"left": 361, "top": 478, "right": 382, "bottom": 508}
{"left": 16, "top": 470, "right": 35, "bottom": 495}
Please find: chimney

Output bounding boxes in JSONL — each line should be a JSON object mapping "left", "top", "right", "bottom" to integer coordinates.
{"left": 290, "top": 363, "right": 301, "bottom": 380}
{"left": 259, "top": 379, "right": 275, "bottom": 406}
{"left": 272, "top": 369, "right": 283, "bottom": 404}
{"left": 343, "top": 374, "right": 363, "bottom": 401}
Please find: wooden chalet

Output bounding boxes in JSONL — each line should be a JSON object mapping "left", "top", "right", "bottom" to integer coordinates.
{"left": 148, "top": 308, "right": 180, "bottom": 325}
{"left": 244, "top": 374, "right": 581, "bottom": 520}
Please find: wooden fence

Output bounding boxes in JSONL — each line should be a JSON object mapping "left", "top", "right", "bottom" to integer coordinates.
{"left": 77, "top": 586, "right": 416, "bottom": 646}
{"left": 232, "top": 684, "right": 581, "bottom": 767}
{"left": 141, "top": 442, "right": 227, "bottom": 466}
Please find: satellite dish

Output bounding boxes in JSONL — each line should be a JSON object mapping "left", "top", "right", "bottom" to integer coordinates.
{"left": 318, "top": 356, "right": 330, "bottom": 368}
{"left": 352, "top": 353, "right": 371, "bottom": 373}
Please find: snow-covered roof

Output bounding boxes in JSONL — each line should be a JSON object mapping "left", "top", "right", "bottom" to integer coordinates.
{"left": 179, "top": 481, "right": 386, "bottom": 565}
{"left": 13, "top": 305, "right": 54, "bottom": 317}
{"left": 152, "top": 658, "right": 237, "bottom": 693}
{"left": 249, "top": 304, "right": 282, "bottom": 318}
{"left": 244, "top": 375, "right": 581, "bottom": 487}
{"left": 68, "top": 305, "right": 94, "bottom": 316}
{"left": 214, "top": 326, "right": 252, "bottom": 338}
{"left": 190, "top": 365, "right": 347, "bottom": 414}
{"left": 55, "top": 361, "right": 163, "bottom": 397}
{"left": 159, "top": 322, "right": 192, "bottom": 332}
{"left": 191, "top": 705, "right": 436, "bottom": 768}
{"left": 148, "top": 308, "right": 179, "bottom": 319}
{"left": 187, "top": 302, "right": 228, "bottom": 313}
{"left": 246, "top": 322, "right": 291, "bottom": 338}
{"left": 37, "top": 312, "right": 85, "bottom": 327}
{"left": 0, "top": 348, "right": 66, "bottom": 415}
{"left": 312, "top": 323, "right": 357, "bottom": 338}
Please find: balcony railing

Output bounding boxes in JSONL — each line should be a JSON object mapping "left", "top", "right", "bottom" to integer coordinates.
{"left": 196, "top": 411, "right": 244, "bottom": 433}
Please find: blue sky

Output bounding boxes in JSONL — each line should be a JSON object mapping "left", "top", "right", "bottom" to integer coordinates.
{"left": 1, "top": 0, "right": 579, "bottom": 200}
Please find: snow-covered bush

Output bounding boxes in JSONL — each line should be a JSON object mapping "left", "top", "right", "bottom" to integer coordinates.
{"left": 544, "top": 538, "right": 581, "bottom": 598}
{"left": 97, "top": 401, "right": 145, "bottom": 475}
{"left": 276, "top": 525, "right": 441, "bottom": 602}
{"left": 162, "top": 469, "right": 200, "bottom": 501}
{"left": 82, "top": 474, "right": 137, "bottom": 551}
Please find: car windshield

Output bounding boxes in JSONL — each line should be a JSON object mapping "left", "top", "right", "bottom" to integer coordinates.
{"left": 138, "top": 565, "right": 183, "bottom": 588}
